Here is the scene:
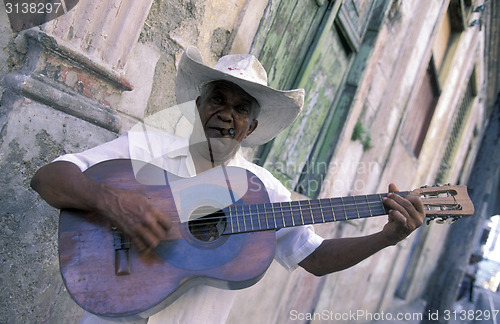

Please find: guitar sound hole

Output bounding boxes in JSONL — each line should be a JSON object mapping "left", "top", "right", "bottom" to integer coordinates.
{"left": 188, "top": 210, "right": 227, "bottom": 242}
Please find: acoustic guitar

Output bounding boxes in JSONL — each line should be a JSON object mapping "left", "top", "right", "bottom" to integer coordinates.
{"left": 59, "top": 159, "right": 474, "bottom": 320}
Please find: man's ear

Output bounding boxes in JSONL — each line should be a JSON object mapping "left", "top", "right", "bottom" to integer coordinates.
{"left": 195, "top": 96, "right": 201, "bottom": 109}
{"left": 245, "top": 119, "right": 258, "bottom": 138}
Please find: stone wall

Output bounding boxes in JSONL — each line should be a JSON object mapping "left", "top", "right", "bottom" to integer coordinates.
{"left": 0, "top": 1, "right": 256, "bottom": 322}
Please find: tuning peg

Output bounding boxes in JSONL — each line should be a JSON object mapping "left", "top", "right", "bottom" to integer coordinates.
{"left": 449, "top": 216, "right": 462, "bottom": 224}
{"left": 436, "top": 215, "right": 451, "bottom": 224}
{"left": 426, "top": 216, "right": 437, "bottom": 225}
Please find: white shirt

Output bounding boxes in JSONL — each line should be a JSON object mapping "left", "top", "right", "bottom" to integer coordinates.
{"left": 56, "top": 131, "right": 323, "bottom": 323}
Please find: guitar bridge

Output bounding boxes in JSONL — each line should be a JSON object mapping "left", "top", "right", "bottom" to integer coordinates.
{"left": 112, "top": 227, "right": 131, "bottom": 276}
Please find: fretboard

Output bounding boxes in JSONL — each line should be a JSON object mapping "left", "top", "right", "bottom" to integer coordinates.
{"left": 222, "top": 192, "right": 409, "bottom": 235}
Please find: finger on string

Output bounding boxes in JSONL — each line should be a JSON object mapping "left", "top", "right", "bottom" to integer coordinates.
{"left": 145, "top": 211, "right": 170, "bottom": 239}
{"left": 137, "top": 227, "right": 161, "bottom": 252}
{"left": 158, "top": 215, "right": 172, "bottom": 232}
{"left": 406, "top": 194, "right": 425, "bottom": 213}
{"left": 385, "top": 193, "right": 414, "bottom": 217}
{"left": 130, "top": 234, "right": 147, "bottom": 252}
{"left": 388, "top": 193, "right": 414, "bottom": 211}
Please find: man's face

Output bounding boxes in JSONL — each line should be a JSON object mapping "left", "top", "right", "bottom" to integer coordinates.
{"left": 192, "top": 80, "right": 259, "bottom": 163}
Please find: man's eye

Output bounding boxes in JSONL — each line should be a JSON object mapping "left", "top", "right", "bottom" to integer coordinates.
{"left": 212, "top": 96, "right": 223, "bottom": 103}
{"left": 237, "top": 106, "right": 249, "bottom": 113}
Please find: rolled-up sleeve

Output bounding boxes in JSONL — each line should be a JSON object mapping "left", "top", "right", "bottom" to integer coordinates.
{"left": 275, "top": 226, "right": 324, "bottom": 270}
{"left": 259, "top": 168, "right": 324, "bottom": 271}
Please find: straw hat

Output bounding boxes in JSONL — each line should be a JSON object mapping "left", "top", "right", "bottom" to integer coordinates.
{"left": 175, "top": 46, "right": 304, "bottom": 146}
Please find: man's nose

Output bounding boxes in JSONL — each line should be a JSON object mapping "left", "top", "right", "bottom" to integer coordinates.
{"left": 217, "top": 104, "right": 234, "bottom": 122}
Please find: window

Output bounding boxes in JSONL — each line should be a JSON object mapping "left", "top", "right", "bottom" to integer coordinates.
{"left": 402, "top": 5, "right": 462, "bottom": 157}
{"left": 402, "top": 59, "right": 441, "bottom": 157}
{"left": 435, "top": 68, "right": 477, "bottom": 183}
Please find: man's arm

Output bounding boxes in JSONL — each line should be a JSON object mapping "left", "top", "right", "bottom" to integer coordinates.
{"left": 31, "top": 161, "right": 170, "bottom": 252}
{"left": 299, "top": 184, "right": 424, "bottom": 276}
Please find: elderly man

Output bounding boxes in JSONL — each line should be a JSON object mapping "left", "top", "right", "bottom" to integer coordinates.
{"left": 31, "top": 47, "right": 424, "bottom": 323}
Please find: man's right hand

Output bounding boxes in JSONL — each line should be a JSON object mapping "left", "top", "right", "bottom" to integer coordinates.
{"left": 31, "top": 160, "right": 171, "bottom": 253}
{"left": 96, "top": 184, "right": 170, "bottom": 252}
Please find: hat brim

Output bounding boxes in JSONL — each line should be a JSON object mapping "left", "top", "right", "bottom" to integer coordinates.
{"left": 175, "top": 46, "right": 304, "bottom": 147}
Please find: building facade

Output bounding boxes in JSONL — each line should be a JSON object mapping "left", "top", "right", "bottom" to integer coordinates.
{"left": 0, "top": 0, "right": 493, "bottom": 323}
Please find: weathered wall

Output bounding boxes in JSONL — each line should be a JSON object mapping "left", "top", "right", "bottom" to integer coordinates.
{"left": 230, "top": 0, "right": 487, "bottom": 323}
{"left": 305, "top": 0, "right": 486, "bottom": 322}
{"left": 0, "top": 99, "right": 117, "bottom": 323}
{"left": 0, "top": 0, "right": 255, "bottom": 323}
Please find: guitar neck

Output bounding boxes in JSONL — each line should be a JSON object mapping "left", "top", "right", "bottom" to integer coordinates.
{"left": 222, "top": 192, "right": 409, "bottom": 234}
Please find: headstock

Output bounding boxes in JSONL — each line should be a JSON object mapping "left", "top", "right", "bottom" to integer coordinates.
{"left": 410, "top": 185, "right": 474, "bottom": 224}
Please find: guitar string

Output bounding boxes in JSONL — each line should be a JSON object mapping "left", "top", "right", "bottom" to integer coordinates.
{"left": 108, "top": 197, "right": 390, "bottom": 237}
{"left": 185, "top": 192, "right": 456, "bottom": 223}
{"left": 184, "top": 197, "right": 457, "bottom": 234}
{"left": 195, "top": 200, "right": 385, "bottom": 217}
{"left": 185, "top": 204, "right": 385, "bottom": 236}
{"left": 179, "top": 198, "right": 389, "bottom": 233}
{"left": 183, "top": 193, "right": 392, "bottom": 220}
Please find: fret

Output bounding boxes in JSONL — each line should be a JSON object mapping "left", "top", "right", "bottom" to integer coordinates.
{"left": 248, "top": 204, "right": 254, "bottom": 231}
{"left": 289, "top": 201, "right": 296, "bottom": 226}
{"left": 271, "top": 203, "right": 284, "bottom": 228}
{"left": 246, "top": 204, "right": 254, "bottom": 231}
{"left": 247, "top": 204, "right": 254, "bottom": 231}
{"left": 308, "top": 201, "right": 315, "bottom": 224}
{"left": 365, "top": 195, "right": 373, "bottom": 217}
{"left": 229, "top": 206, "right": 234, "bottom": 233}
{"left": 319, "top": 199, "right": 335, "bottom": 223}
{"left": 329, "top": 198, "right": 337, "bottom": 221}
{"left": 234, "top": 206, "right": 241, "bottom": 232}
{"left": 241, "top": 204, "right": 247, "bottom": 231}
{"left": 253, "top": 204, "right": 262, "bottom": 230}
{"left": 283, "top": 201, "right": 295, "bottom": 227}
{"left": 319, "top": 200, "right": 326, "bottom": 223}
{"left": 368, "top": 194, "right": 385, "bottom": 216}
{"left": 290, "top": 201, "right": 303, "bottom": 226}
{"left": 243, "top": 205, "right": 249, "bottom": 231}
{"left": 279, "top": 202, "right": 286, "bottom": 227}
{"left": 340, "top": 197, "right": 348, "bottom": 220}
{"left": 353, "top": 195, "right": 361, "bottom": 219}
{"left": 378, "top": 194, "right": 387, "bottom": 215}
{"left": 266, "top": 203, "right": 278, "bottom": 229}
{"left": 366, "top": 193, "right": 390, "bottom": 217}
{"left": 317, "top": 199, "right": 333, "bottom": 223}
{"left": 297, "top": 201, "right": 305, "bottom": 225}
{"left": 234, "top": 206, "right": 241, "bottom": 233}
{"left": 299, "top": 200, "right": 314, "bottom": 224}
{"left": 346, "top": 196, "right": 359, "bottom": 220}
{"left": 263, "top": 203, "right": 270, "bottom": 230}
{"left": 330, "top": 197, "right": 343, "bottom": 221}
{"left": 270, "top": 203, "right": 278, "bottom": 229}
{"left": 297, "top": 200, "right": 310, "bottom": 224}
